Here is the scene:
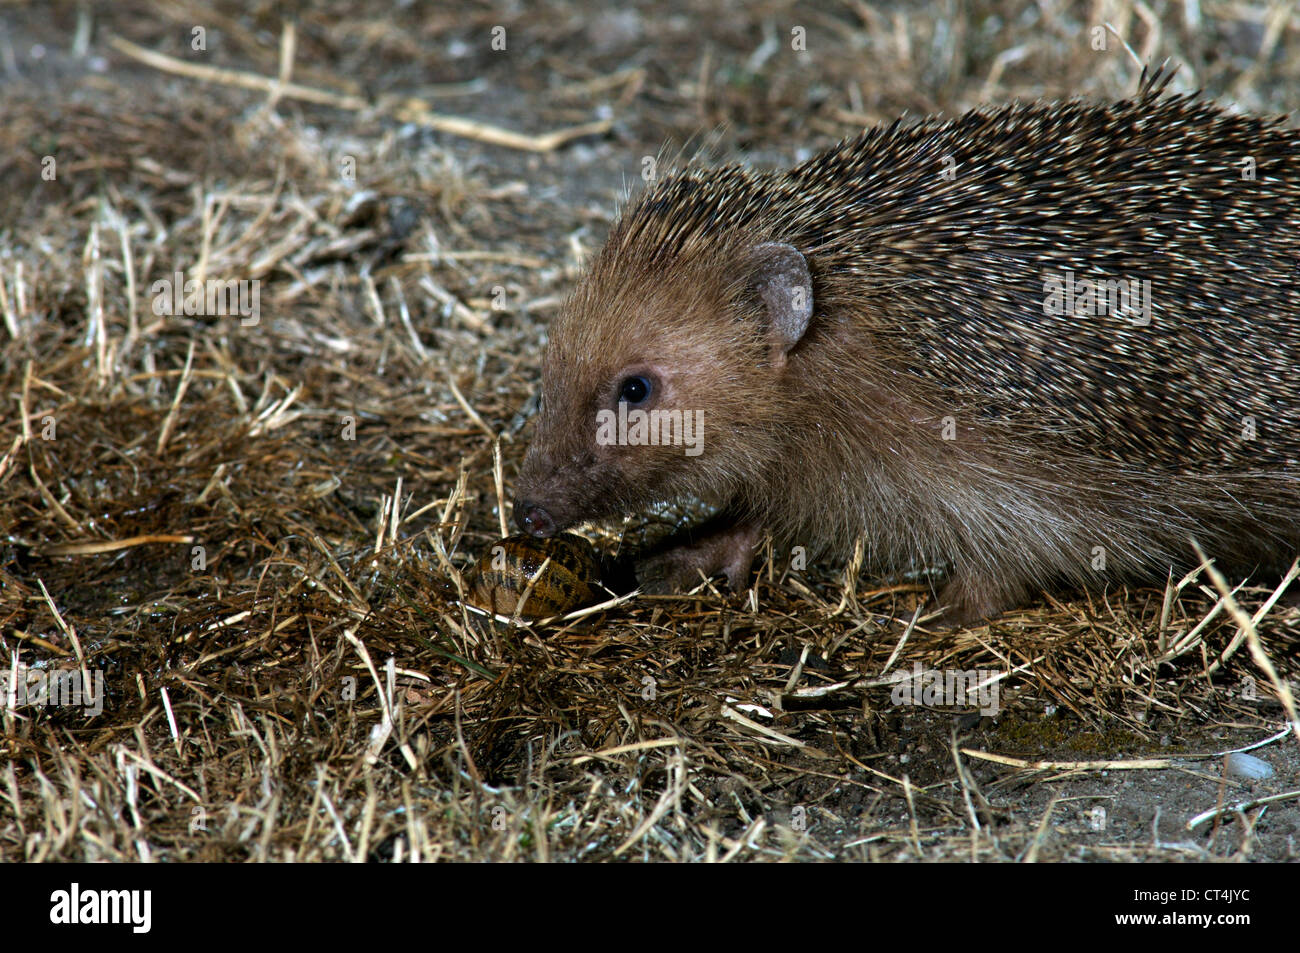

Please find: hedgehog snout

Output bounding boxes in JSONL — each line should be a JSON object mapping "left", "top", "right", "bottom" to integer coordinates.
{"left": 514, "top": 500, "right": 557, "bottom": 537}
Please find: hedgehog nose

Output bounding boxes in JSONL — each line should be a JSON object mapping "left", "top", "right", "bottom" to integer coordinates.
{"left": 515, "top": 501, "right": 557, "bottom": 537}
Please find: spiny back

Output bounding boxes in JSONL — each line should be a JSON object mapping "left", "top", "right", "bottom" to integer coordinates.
{"left": 600, "top": 75, "right": 1300, "bottom": 471}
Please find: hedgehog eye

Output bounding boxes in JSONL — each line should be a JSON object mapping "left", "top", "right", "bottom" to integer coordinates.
{"left": 618, "top": 375, "right": 652, "bottom": 405}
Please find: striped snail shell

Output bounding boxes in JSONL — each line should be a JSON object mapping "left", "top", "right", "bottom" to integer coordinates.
{"left": 466, "top": 532, "right": 601, "bottom": 619}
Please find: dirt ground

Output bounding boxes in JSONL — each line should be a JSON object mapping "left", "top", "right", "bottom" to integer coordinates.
{"left": 0, "top": 0, "right": 1298, "bottom": 864}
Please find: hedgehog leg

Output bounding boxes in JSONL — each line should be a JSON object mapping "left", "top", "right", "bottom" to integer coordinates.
{"left": 936, "top": 570, "right": 1028, "bottom": 626}
{"left": 635, "top": 515, "right": 761, "bottom": 594}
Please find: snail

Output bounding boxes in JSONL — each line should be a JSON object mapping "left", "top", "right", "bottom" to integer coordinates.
{"left": 465, "top": 532, "right": 601, "bottom": 619}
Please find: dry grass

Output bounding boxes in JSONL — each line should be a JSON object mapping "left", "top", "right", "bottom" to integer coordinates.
{"left": 1, "top": 0, "right": 1298, "bottom": 863}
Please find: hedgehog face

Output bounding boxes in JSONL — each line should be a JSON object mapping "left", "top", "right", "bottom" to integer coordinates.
{"left": 514, "top": 315, "right": 743, "bottom": 538}
{"left": 514, "top": 241, "right": 814, "bottom": 538}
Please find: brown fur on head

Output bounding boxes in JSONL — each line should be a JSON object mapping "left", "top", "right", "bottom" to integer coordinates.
{"left": 514, "top": 232, "right": 812, "bottom": 539}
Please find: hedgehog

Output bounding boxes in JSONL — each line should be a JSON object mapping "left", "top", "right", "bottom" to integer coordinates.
{"left": 512, "top": 68, "right": 1300, "bottom": 624}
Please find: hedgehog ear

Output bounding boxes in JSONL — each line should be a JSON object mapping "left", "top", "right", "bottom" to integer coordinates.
{"left": 748, "top": 242, "right": 812, "bottom": 367}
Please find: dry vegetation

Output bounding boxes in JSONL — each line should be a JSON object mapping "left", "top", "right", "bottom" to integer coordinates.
{"left": 1, "top": 0, "right": 1298, "bottom": 863}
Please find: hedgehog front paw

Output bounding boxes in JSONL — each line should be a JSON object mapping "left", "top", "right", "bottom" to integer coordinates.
{"left": 634, "top": 548, "right": 715, "bottom": 593}
{"left": 634, "top": 519, "right": 761, "bottom": 594}
{"left": 936, "top": 572, "right": 1024, "bottom": 626}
